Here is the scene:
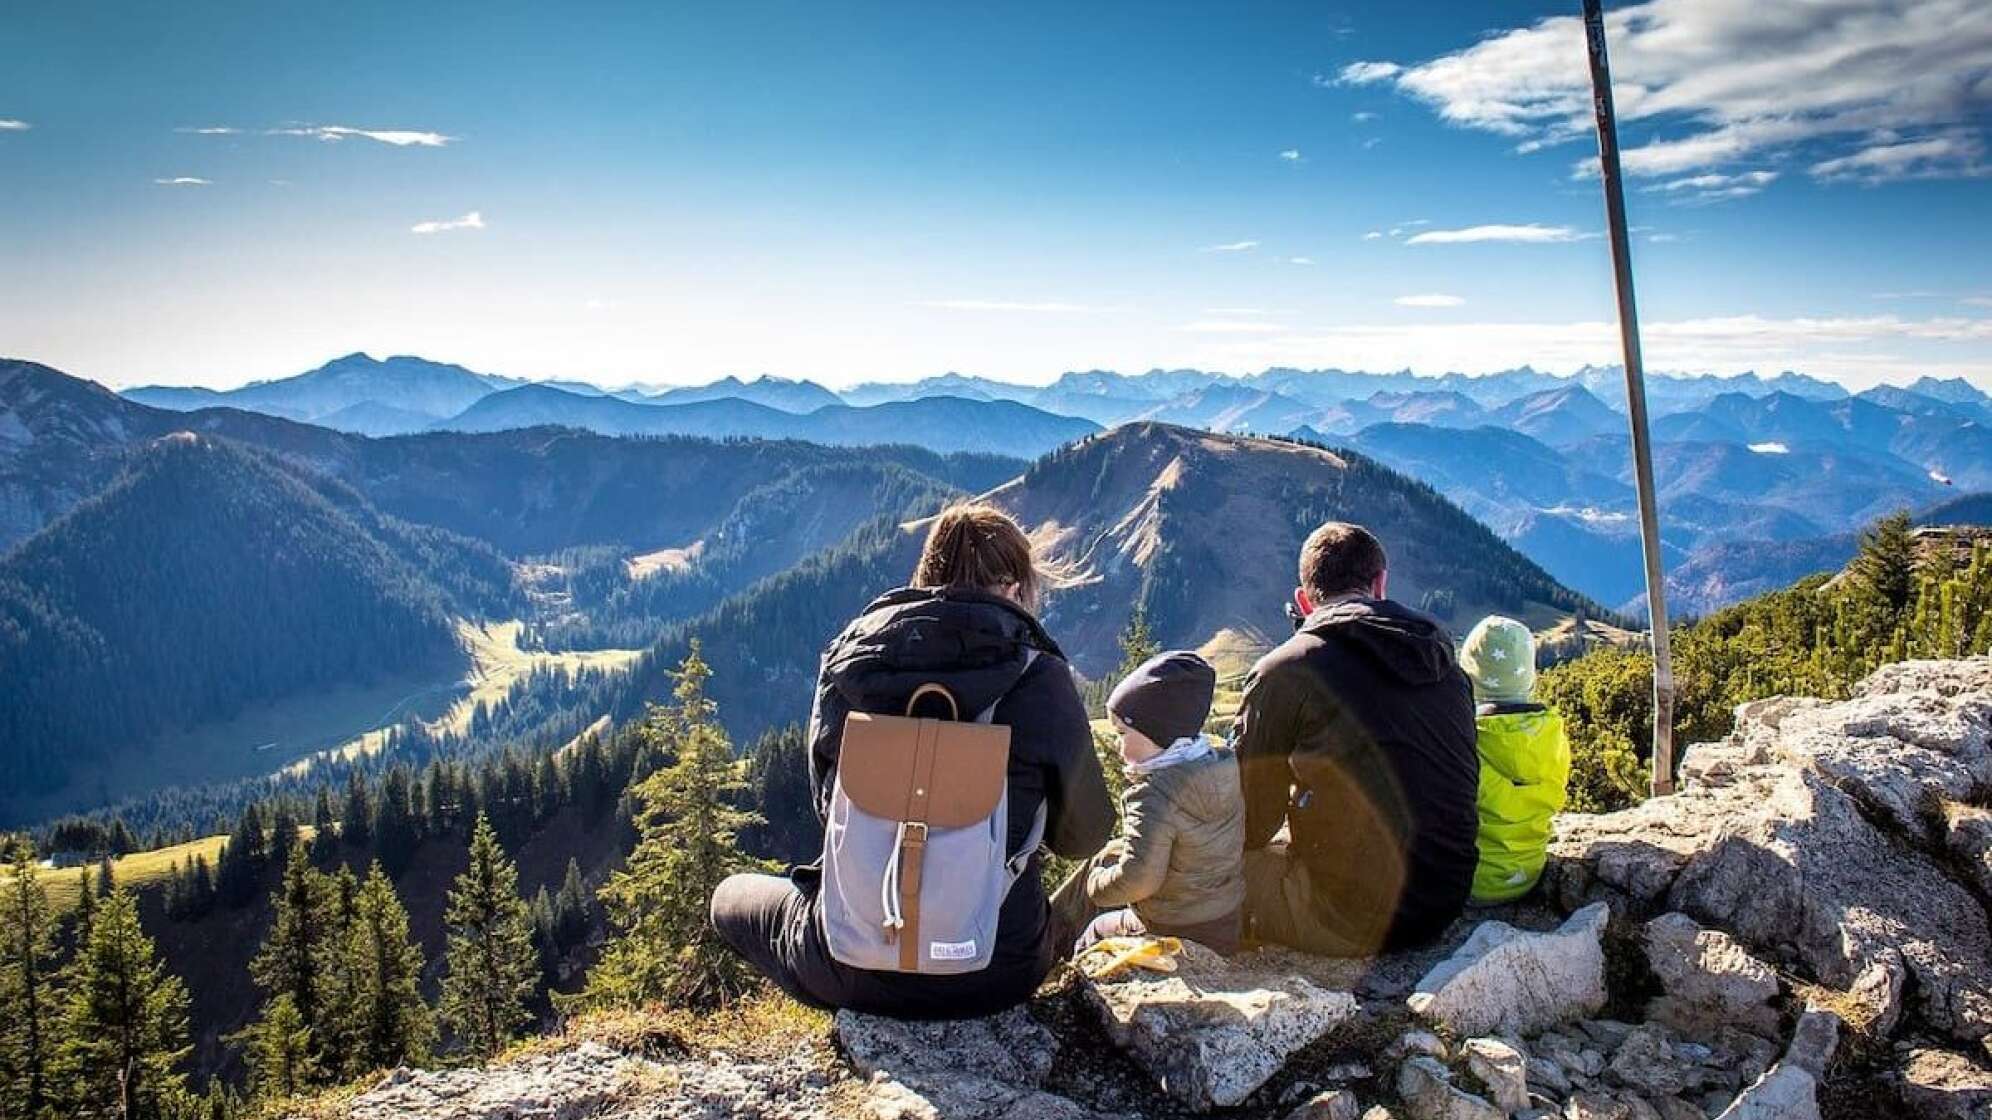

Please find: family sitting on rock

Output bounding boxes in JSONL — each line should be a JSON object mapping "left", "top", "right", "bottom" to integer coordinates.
{"left": 710, "top": 503, "right": 1572, "bottom": 1020}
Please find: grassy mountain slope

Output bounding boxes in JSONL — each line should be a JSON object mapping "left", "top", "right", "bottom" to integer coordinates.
{"left": 0, "top": 435, "right": 511, "bottom": 820}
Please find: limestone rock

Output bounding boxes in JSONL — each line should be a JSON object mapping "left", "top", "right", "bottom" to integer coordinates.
{"left": 1550, "top": 659, "right": 1992, "bottom": 1046}
{"left": 835, "top": 1006, "right": 1056, "bottom": 1088}
{"left": 1702, "top": 1008, "right": 1839, "bottom": 1120}
{"left": 1084, "top": 939, "right": 1359, "bottom": 1110}
{"left": 1708, "top": 1063, "right": 1816, "bottom": 1120}
{"left": 856, "top": 1075, "right": 1110, "bottom": 1120}
{"left": 1641, "top": 913, "right": 1781, "bottom": 1039}
{"left": 1528, "top": 1054, "right": 1575, "bottom": 1098}
{"left": 1944, "top": 802, "right": 1992, "bottom": 900}
{"left": 1396, "top": 1055, "right": 1504, "bottom": 1120}
{"left": 1407, "top": 904, "right": 1609, "bottom": 1037}
{"left": 338, "top": 1043, "right": 651, "bottom": 1120}
{"left": 1286, "top": 1088, "right": 1363, "bottom": 1120}
{"left": 1891, "top": 1048, "right": 1992, "bottom": 1120}
{"left": 1461, "top": 1037, "right": 1531, "bottom": 1114}
{"left": 1390, "top": 1029, "right": 1451, "bottom": 1063}
{"left": 1606, "top": 1024, "right": 1695, "bottom": 1098}
{"left": 1849, "top": 949, "right": 1908, "bottom": 1038}
{"left": 1563, "top": 1091, "right": 1662, "bottom": 1119}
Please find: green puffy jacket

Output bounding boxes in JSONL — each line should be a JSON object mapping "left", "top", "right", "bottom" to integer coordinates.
{"left": 1470, "top": 703, "right": 1571, "bottom": 903}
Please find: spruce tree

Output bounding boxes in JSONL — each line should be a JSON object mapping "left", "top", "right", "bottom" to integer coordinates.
{"left": 1851, "top": 511, "right": 1918, "bottom": 621}
{"left": 372, "top": 769, "right": 419, "bottom": 878}
{"left": 335, "top": 865, "right": 430, "bottom": 1074}
{"left": 227, "top": 994, "right": 316, "bottom": 1101}
{"left": 580, "top": 644, "right": 762, "bottom": 1009}
{"left": 59, "top": 890, "right": 191, "bottom": 1120}
{"left": 341, "top": 771, "right": 373, "bottom": 852}
{"left": 246, "top": 845, "right": 338, "bottom": 1078}
{"left": 72, "top": 869, "right": 95, "bottom": 944}
{"left": 439, "top": 816, "right": 538, "bottom": 1059}
{"left": 310, "top": 790, "right": 339, "bottom": 867}
{"left": 1114, "top": 604, "right": 1160, "bottom": 681}
{"left": 0, "top": 847, "right": 64, "bottom": 1119}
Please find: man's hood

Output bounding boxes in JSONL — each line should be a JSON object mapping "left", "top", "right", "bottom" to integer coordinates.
{"left": 822, "top": 586, "right": 1065, "bottom": 718}
{"left": 1298, "top": 596, "right": 1459, "bottom": 686}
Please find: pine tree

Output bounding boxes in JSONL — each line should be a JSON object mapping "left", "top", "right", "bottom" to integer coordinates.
{"left": 341, "top": 771, "right": 373, "bottom": 852}
{"left": 72, "top": 870, "right": 95, "bottom": 944}
{"left": 1113, "top": 604, "right": 1160, "bottom": 682}
{"left": 439, "top": 816, "right": 538, "bottom": 1059}
{"left": 310, "top": 790, "right": 338, "bottom": 867}
{"left": 579, "top": 644, "right": 763, "bottom": 1009}
{"left": 246, "top": 845, "right": 339, "bottom": 1080}
{"left": 335, "top": 865, "right": 430, "bottom": 1075}
{"left": 1850, "top": 511, "right": 1918, "bottom": 621}
{"left": 59, "top": 890, "right": 191, "bottom": 1120}
{"left": 226, "top": 994, "right": 316, "bottom": 1102}
{"left": 372, "top": 770, "right": 419, "bottom": 878}
{"left": 0, "top": 847, "right": 65, "bottom": 1119}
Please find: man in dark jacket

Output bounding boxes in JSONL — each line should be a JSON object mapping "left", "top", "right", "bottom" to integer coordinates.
{"left": 1233, "top": 522, "right": 1479, "bottom": 956}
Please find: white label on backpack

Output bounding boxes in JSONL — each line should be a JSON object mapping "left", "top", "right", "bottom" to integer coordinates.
{"left": 929, "top": 939, "right": 977, "bottom": 961}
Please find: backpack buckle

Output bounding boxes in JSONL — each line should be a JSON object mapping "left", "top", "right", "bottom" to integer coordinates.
{"left": 900, "top": 821, "right": 929, "bottom": 846}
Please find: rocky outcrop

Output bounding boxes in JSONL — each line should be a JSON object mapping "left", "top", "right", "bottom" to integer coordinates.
{"left": 1550, "top": 657, "right": 1992, "bottom": 1048}
{"left": 1406, "top": 903, "right": 1609, "bottom": 1037}
{"left": 1641, "top": 913, "right": 1781, "bottom": 1039}
{"left": 1083, "top": 940, "right": 1360, "bottom": 1110}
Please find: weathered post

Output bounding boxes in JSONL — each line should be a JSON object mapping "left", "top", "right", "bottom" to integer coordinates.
{"left": 1581, "top": 0, "right": 1675, "bottom": 796}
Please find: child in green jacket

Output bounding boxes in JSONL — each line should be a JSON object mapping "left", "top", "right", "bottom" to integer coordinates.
{"left": 1459, "top": 616, "right": 1571, "bottom": 904}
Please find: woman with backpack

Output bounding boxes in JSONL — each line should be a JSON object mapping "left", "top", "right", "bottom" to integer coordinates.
{"left": 709, "top": 503, "right": 1115, "bottom": 1019}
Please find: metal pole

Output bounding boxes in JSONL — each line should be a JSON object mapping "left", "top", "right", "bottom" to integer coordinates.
{"left": 1582, "top": 0, "right": 1675, "bottom": 797}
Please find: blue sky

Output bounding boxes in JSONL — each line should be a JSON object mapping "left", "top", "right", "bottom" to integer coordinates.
{"left": 3, "top": 0, "right": 1989, "bottom": 390}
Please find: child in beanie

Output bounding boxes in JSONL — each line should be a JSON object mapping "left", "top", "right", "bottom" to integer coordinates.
{"left": 1057, "top": 650, "right": 1245, "bottom": 955}
{"left": 1458, "top": 616, "right": 1571, "bottom": 903}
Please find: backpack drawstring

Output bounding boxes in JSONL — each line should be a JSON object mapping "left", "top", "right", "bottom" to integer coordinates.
{"left": 881, "top": 821, "right": 908, "bottom": 933}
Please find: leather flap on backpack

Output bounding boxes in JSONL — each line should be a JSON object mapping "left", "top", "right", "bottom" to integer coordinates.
{"left": 840, "top": 711, "right": 1011, "bottom": 828}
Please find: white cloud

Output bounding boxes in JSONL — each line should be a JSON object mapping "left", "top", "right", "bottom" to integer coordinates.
{"left": 920, "top": 299, "right": 1120, "bottom": 313}
{"left": 1201, "top": 240, "right": 1260, "bottom": 252}
{"left": 1748, "top": 441, "right": 1791, "bottom": 454}
{"left": 1287, "top": 256, "right": 1316, "bottom": 265}
{"left": 0, "top": 119, "right": 30, "bottom": 131}
{"left": 1362, "top": 230, "right": 1384, "bottom": 240}
{"left": 1347, "top": 0, "right": 1992, "bottom": 184}
{"left": 1407, "top": 223, "right": 1589, "bottom": 244}
{"left": 1647, "top": 169, "right": 1781, "bottom": 202}
{"left": 271, "top": 125, "right": 455, "bottom": 147}
{"left": 153, "top": 177, "right": 211, "bottom": 186}
{"left": 1394, "top": 293, "right": 1467, "bottom": 307}
{"left": 1964, "top": 296, "right": 1992, "bottom": 309}
{"left": 410, "top": 210, "right": 485, "bottom": 234}
{"left": 1810, "top": 133, "right": 1988, "bottom": 183}
{"left": 1201, "top": 307, "right": 1277, "bottom": 315}
{"left": 1648, "top": 232, "right": 1681, "bottom": 243}
{"left": 1352, "top": 111, "right": 1378, "bottom": 123}
{"left": 1338, "top": 61, "right": 1403, "bottom": 85}
{"left": 177, "top": 126, "right": 240, "bottom": 135}
{"left": 1279, "top": 149, "right": 1303, "bottom": 162}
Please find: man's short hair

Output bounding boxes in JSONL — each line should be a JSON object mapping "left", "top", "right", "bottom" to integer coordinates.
{"left": 1299, "top": 521, "right": 1387, "bottom": 600}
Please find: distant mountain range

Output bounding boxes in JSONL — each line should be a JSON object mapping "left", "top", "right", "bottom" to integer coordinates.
{"left": 87, "top": 351, "right": 1992, "bottom": 612}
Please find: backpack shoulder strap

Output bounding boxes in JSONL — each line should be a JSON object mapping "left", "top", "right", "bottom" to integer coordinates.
{"left": 975, "top": 648, "right": 1046, "bottom": 889}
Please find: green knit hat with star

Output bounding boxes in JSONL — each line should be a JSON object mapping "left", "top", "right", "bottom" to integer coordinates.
{"left": 1459, "top": 615, "right": 1537, "bottom": 703}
